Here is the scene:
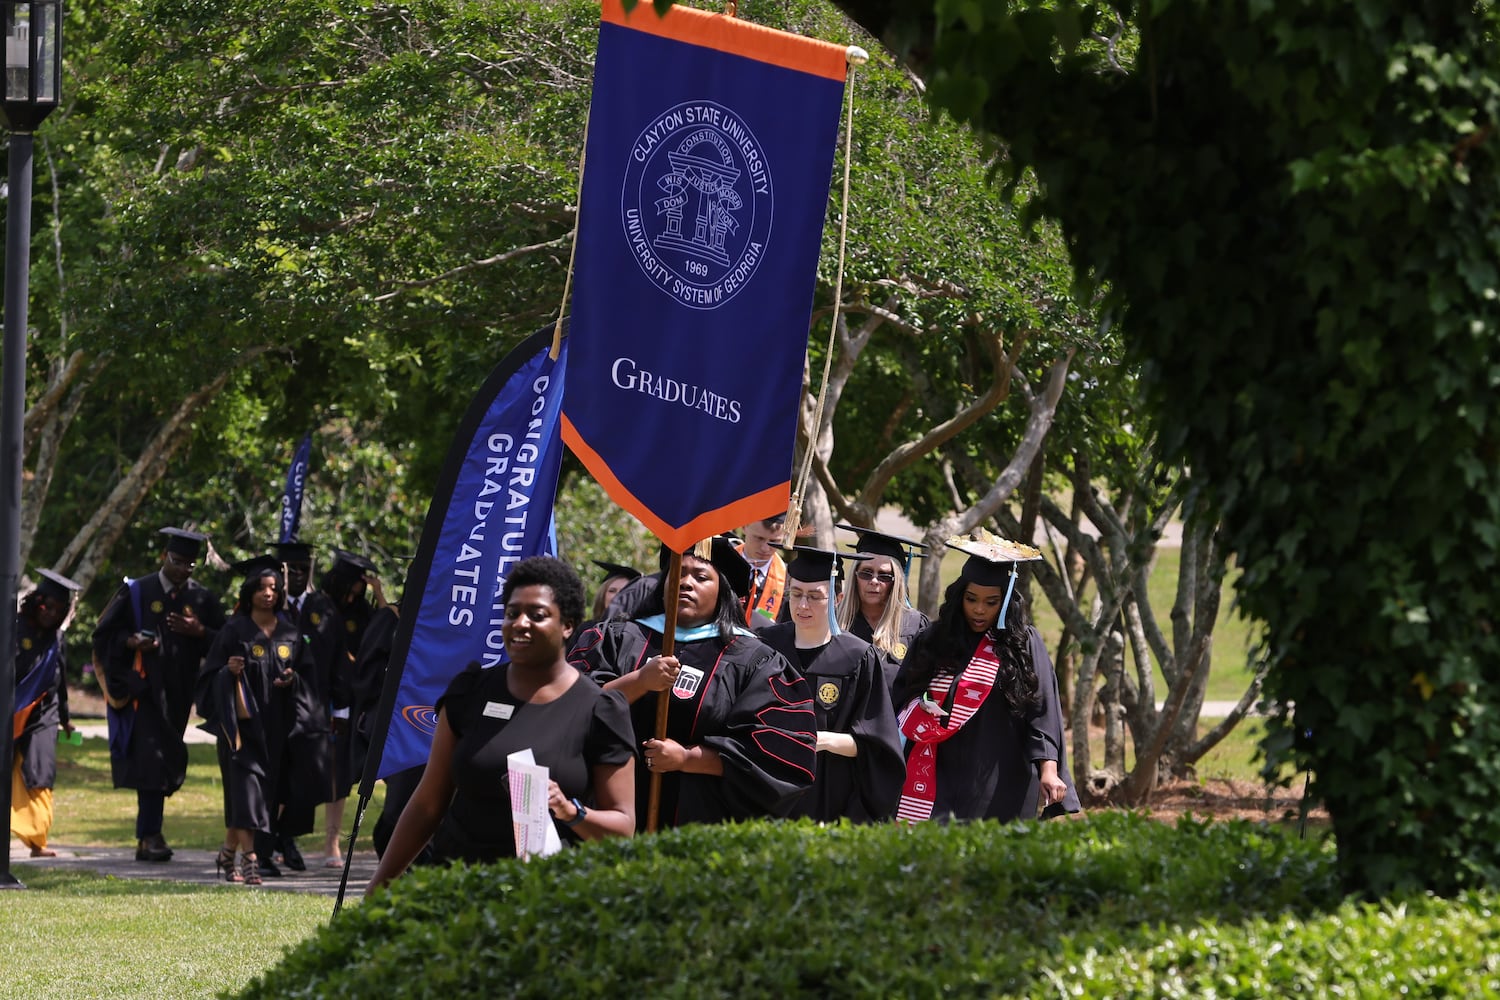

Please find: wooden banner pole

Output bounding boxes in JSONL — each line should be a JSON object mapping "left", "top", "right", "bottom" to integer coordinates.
{"left": 646, "top": 549, "right": 684, "bottom": 832}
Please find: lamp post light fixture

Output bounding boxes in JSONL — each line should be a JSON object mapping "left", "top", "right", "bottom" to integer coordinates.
{"left": 0, "top": 0, "right": 61, "bottom": 890}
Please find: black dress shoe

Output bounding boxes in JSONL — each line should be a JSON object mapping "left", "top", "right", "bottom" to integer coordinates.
{"left": 257, "top": 856, "right": 284, "bottom": 878}
{"left": 135, "top": 839, "right": 172, "bottom": 862}
{"left": 279, "top": 837, "right": 307, "bottom": 872}
{"left": 147, "top": 832, "right": 175, "bottom": 859}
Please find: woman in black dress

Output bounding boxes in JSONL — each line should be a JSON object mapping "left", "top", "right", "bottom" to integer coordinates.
{"left": 196, "top": 557, "right": 301, "bottom": 885}
{"left": 891, "top": 531, "right": 1078, "bottom": 823}
{"left": 570, "top": 536, "right": 817, "bottom": 830}
{"left": 367, "top": 557, "right": 636, "bottom": 892}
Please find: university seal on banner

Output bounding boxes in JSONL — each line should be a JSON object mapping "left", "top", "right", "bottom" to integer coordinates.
{"left": 622, "top": 100, "right": 774, "bottom": 311}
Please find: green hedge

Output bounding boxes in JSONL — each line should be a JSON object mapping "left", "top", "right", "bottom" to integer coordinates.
{"left": 229, "top": 813, "right": 1500, "bottom": 997}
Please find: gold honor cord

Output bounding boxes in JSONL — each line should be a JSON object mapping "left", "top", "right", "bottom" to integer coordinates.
{"left": 783, "top": 45, "right": 866, "bottom": 542}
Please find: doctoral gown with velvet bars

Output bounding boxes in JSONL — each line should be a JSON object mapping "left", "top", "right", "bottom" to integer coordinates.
{"left": 758, "top": 624, "right": 904, "bottom": 822}
{"left": 570, "top": 620, "right": 817, "bottom": 830}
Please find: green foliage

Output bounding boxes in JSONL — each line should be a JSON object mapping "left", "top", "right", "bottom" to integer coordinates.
{"left": 243, "top": 812, "right": 1348, "bottom": 998}
{"left": 552, "top": 465, "right": 657, "bottom": 576}
{"left": 831, "top": 0, "right": 1500, "bottom": 894}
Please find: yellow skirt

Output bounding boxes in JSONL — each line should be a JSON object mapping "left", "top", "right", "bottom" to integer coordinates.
{"left": 10, "top": 757, "right": 53, "bottom": 852}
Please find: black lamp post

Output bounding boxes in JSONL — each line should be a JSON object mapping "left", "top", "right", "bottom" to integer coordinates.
{"left": 0, "top": 0, "right": 61, "bottom": 890}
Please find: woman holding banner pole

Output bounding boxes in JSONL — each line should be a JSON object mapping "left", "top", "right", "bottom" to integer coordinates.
{"left": 570, "top": 536, "right": 817, "bottom": 831}
{"left": 366, "top": 557, "right": 636, "bottom": 894}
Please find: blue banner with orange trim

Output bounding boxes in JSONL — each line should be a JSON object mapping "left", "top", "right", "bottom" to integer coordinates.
{"left": 363, "top": 328, "right": 567, "bottom": 785}
{"left": 564, "top": 0, "right": 846, "bottom": 551}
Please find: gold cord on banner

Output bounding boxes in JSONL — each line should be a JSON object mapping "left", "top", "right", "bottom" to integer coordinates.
{"left": 551, "top": 113, "right": 590, "bottom": 361}
{"left": 783, "top": 47, "right": 866, "bottom": 543}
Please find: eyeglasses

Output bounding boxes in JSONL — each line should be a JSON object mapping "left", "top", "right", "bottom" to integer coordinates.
{"left": 788, "top": 590, "right": 829, "bottom": 605}
{"left": 165, "top": 553, "right": 196, "bottom": 569}
{"left": 855, "top": 570, "right": 896, "bottom": 585}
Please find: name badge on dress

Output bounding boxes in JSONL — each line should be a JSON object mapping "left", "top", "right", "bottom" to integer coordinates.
{"left": 482, "top": 701, "right": 515, "bottom": 720}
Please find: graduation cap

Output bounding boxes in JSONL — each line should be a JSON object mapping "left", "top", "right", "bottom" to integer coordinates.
{"left": 837, "top": 524, "right": 926, "bottom": 564}
{"left": 785, "top": 546, "right": 869, "bottom": 635}
{"left": 229, "top": 554, "right": 284, "bottom": 580}
{"left": 591, "top": 560, "right": 642, "bottom": 584}
{"left": 785, "top": 545, "right": 869, "bottom": 584}
{"left": 331, "top": 549, "right": 377, "bottom": 576}
{"left": 159, "top": 526, "right": 207, "bottom": 557}
{"left": 944, "top": 528, "right": 1043, "bottom": 630}
{"left": 33, "top": 568, "right": 80, "bottom": 604}
{"left": 275, "top": 541, "right": 313, "bottom": 564}
{"left": 659, "top": 536, "right": 752, "bottom": 602}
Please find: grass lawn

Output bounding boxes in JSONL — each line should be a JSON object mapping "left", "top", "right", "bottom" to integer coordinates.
{"left": 922, "top": 542, "right": 1269, "bottom": 783}
{"left": 6, "top": 739, "right": 387, "bottom": 999}
{"left": 0, "top": 869, "right": 333, "bottom": 1000}
{"left": 47, "top": 737, "right": 386, "bottom": 853}
{"left": 927, "top": 544, "right": 1260, "bottom": 706}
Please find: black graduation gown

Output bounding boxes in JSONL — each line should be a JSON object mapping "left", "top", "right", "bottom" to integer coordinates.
{"left": 92, "top": 574, "right": 225, "bottom": 794}
{"left": 348, "top": 603, "right": 399, "bottom": 782}
{"left": 274, "top": 591, "right": 348, "bottom": 834}
{"left": 601, "top": 572, "right": 663, "bottom": 623}
{"left": 13, "top": 616, "right": 68, "bottom": 790}
{"left": 759, "top": 624, "right": 905, "bottom": 822}
{"left": 849, "top": 606, "right": 930, "bottom": 692}
{"left": 569, "top": 620, "right": 817, "bottom": 830}
{"left": 194, "top": 615, "right": 302, "bottom": 832}
{"left": 892, "top": 626, "right": 1080, "bottom": 822}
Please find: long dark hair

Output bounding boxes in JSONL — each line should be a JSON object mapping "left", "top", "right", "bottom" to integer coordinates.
{"left": 638, "top": 556, "right": 746, "bottom": 644}
{"left": 895, "top": 576, "right": 1040, "bottom": 718}
{"left": 236, "top": 569, "right": 286, "bottom": 616}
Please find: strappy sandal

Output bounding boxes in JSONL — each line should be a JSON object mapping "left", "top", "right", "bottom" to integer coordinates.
{"left": 240, "top": 852, "right": 263, "bottom": 886}
{"left": 217, "top": 845, "right": 243, "bottom": 883}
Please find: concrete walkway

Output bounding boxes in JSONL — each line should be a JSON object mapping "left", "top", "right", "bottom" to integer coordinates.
{"left": 72, "top": 721, "right": 216, "bottom": 744}
{"left": 6, "top": 839, "right": 378, "bottom": 898}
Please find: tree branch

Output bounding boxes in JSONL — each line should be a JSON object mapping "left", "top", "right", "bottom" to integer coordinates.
{"left": 56, "top": 346, "right": 273, "bottom": 591}
{"left": 372, "top": 234, "right": 571, "bottom": 302}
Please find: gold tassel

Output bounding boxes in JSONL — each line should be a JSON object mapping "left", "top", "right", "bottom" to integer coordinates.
{"left": 694, "top": 537, "right": 714, "bottom": 560}
{"left": 781, "top": 494, "right": 803, "bottom": 546}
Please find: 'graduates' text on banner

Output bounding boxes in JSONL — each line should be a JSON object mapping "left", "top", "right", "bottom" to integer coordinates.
{"left": 564, "top": 0, "right": 846, "bottom": 551}
{"left": 363, "top": 329, "right": 567, "bottom": 786}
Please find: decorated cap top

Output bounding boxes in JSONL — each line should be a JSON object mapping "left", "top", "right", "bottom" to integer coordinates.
{"left": 946, "top": 527, "right": 1041, "bottom": 587}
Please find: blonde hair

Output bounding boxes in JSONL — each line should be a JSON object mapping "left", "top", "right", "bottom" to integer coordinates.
{"left": 837, "top": 559, "right": 910, "bottom": 655}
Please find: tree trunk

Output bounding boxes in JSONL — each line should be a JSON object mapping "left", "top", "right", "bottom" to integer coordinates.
{"left": 21, "top": 353, "right": 107, "bottom": 567}
{"left": 914, "top": 352, "right": 1073, "bottom": 614}
{"left": 54, "top": 346, "right": 270, "bottom": 592}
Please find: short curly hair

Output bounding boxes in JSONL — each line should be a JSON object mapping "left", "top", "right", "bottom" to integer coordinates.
{"left": 500, "top": 556, "right": 586, "bottom": 627}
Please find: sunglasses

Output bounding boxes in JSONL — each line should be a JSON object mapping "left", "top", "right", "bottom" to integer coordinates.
{"left": 855, "top": 569, "right": 896, "bottom": 585}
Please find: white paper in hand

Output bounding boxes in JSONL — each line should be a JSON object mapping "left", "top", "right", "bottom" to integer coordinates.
{"left": 507, "top": 748, "right": 562, "bottom": 859}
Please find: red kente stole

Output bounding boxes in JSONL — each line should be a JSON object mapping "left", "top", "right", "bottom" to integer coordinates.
{"left": 895, "top": 635, "right": 999, "bottom": 823}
